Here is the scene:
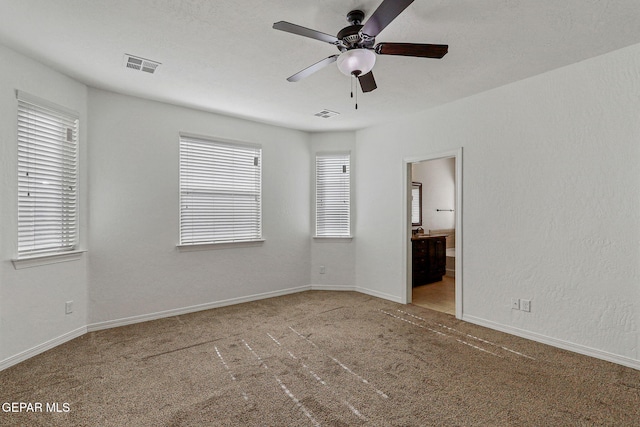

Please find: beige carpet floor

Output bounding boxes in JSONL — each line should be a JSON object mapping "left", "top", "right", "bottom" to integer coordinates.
{"left": 1, "top": 290, "right": 639, "bottom": 426}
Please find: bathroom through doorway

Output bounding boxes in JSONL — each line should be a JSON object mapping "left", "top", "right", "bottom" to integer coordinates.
{"left": 404, "top": 149, "right": 462, "bottom": 318}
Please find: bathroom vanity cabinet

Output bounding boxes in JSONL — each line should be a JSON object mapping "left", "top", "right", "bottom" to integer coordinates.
{"left": 412, "top": 236, "right": 446, "bottom": 287}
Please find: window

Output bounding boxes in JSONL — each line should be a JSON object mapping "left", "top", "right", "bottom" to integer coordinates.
{"left": 315, "top": 152, "right": 351, "bottom": 237}
{"left": 17, "top": 92, "right": 79, "bottom": 258}
{"left": 179, "top": 134, "right": 262, "bottom": 245}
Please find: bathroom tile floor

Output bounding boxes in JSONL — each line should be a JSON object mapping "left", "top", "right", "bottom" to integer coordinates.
{"left": 412, "top": 276, "right": 455, "bottom": 315}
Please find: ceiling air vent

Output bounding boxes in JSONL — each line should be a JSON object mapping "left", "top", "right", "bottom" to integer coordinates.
{"left": 314, "top": 109, "right": 340, "bottom": 119}
{"left": 124, "top": 54, "right": 161, "bottom": 74}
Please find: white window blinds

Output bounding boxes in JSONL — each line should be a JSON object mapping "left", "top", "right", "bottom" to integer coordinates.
{"left": 17, "top": 93, "right": 79, "bottom": 257}
{"left": 179, "top": 135, "right": 262, "bottom": 245}
{"left": 316, "top": 153, "right": 351, "bottom": 237}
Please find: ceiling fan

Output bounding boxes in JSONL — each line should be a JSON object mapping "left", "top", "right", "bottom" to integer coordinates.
{"left": 273, "top": 0, "right": 448, "bottom": 93}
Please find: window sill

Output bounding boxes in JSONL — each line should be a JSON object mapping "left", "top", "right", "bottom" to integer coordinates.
{"left": 12, "top": 250, "right": 86, "bottom": 270}
{"left": 177, "top": 239, "right": 265, "bottom": 252}
{"left": 313, "top": 236, "right": 353, "bottom": 241}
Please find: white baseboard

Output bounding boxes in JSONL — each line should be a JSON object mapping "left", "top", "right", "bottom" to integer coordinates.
{"left": 308, "top": 284, "right": 404, "bottom": 304}
{"left": 310, "top": 284, "right": 356, "bottom": 292}
{"left": 354, "top": 286, "right": 404, "bottom": 303}
{"left": 0, "top": 326, "right": 87, "bottom": 371}
{"left": 463, "top": 314, "right": 640, "bottom": 371}
{"left": 87, "top": 285, "right": 400, "bottom": 335}
{"left": 87, "top": 285, "right": 312, "bottom": 332}
{"left": 310, "top": 283, "right": 404, "bottom": 303}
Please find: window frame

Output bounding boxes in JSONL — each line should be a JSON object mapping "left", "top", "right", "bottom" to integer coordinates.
{"left": 314, "top": 151, "right": 352, "bottom": 239}
{"left": 178, "top": 133, "right": 263, "bottom": 247}
{"left": 15, "top": 91, "right": 80, "bottom": 261}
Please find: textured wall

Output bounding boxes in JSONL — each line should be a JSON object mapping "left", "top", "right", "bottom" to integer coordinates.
{"left": 0, "top": 45, "right": 89, "bottom": 364}
{"left": 355, "top": 43, "right": 640, "bottom": 366}
{"left": 87, "top": 89, "right": 312, "bottom": 324}
{"left": 309, "top": 132, "right": 356, "bottom": 288}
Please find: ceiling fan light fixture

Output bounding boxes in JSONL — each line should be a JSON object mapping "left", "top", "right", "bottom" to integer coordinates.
{"left": 336, "top": 49, "right": 376, "bottom": 76}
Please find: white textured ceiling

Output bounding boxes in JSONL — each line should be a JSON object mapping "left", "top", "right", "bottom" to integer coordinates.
{"left": 1, "top": 1, "right": 639, "bottom": 132}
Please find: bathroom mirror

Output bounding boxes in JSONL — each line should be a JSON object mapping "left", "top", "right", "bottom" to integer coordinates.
{"left": 411, "top": 182, "right": 422, "bottom": 226}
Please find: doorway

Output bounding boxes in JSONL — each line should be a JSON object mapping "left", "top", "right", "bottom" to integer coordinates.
{"left": 404, "top": 149, "right": 462, "bottom": 318}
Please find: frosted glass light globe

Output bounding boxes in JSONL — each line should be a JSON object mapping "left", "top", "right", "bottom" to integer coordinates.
{"left": 336, "top": 49, "right": 376, "bottom": 76}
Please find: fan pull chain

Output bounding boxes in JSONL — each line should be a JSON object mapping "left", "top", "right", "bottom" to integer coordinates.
{"left": 348, "top": 75, "right": 359, "bottom": 110}
{"left": 353, "top": 74, "right": 358, "bottom": 110}
{"left": 350, "top": 76, "right": 354, "bottom": 99}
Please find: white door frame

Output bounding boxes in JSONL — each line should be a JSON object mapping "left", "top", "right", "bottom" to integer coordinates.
{"left": 402, "top": 148, "right": 463, "bottom": 319}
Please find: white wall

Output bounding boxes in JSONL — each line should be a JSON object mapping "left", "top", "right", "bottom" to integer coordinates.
{"left": 0, "top": 45, "right": 88, "bottom": 365}
{"left": 355, "top": 43, "right": 640, "bottom": 367}
{"left": 309, "top": 132, "right": 356, "bottom": 289}
{"left": 87, "top": 89, "right": 312, "bottom": 325}
{"left": 412, "top": 158, "right": 456, "bottom": 232}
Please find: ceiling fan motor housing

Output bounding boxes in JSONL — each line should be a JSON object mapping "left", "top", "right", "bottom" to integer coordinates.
{"left": 337, "top": 26, "right": 375, "bottom": 51}
{"left": 337, "top": 25, "right": 363, "bottom": 47}
{"left": 336, "top": 10, "right": 375, "bottom": 52}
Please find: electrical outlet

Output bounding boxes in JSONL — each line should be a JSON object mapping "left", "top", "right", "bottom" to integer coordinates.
{"left": 65, "top": 301, "right": 73, "bottom": 314}
{"left": 319, "top": 265, "right": 326, "bottom": 274}
{"left": 511, "top": 298, "right": 520, "bottom": 310}
{"left": 521, "top": 299, "right": 531, "bottom": 312}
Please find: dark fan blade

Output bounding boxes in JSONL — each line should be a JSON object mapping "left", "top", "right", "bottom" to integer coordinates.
{"left": 358, "top": 71, "right": 377, "bottom": 92}
{"left": 287, "top": 55, "right": 339, "bottom": 82}
{"left": 273, "top": 21, "right": 339, "bottom": 44}
{"left": 361, "top": 0, "right": 414, "bottom": 37}
{"left": 375, "top": 43, "right": 448, "bottom": 58}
